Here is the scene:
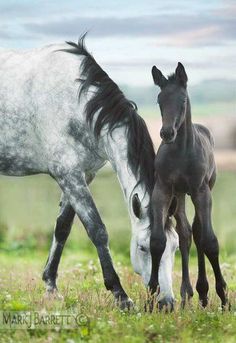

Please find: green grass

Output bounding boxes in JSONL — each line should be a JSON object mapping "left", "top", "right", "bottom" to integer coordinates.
{"left": 0, "top": 169, "right": 236, "bottom": 342}
{"left": 0, "top": 251, "right": 236, "bottom": 342}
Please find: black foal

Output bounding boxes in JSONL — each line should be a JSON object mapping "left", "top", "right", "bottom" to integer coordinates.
{"left": 149, "top": 62, "right": 227, "bottom": 308}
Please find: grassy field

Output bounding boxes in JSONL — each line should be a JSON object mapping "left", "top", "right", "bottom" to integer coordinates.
{"left": 0, "top": 169, "right": 236, "bottom": 342}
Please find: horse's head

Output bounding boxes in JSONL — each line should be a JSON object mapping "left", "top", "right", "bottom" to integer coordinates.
{"left": 129, "top": 189, "right": 152, "bottom": 285}
{"left": 151, "top": 62, "right": 188, "bottom": 144}
{"left": 129, "top": 187, "right": 179, "bottom": 302}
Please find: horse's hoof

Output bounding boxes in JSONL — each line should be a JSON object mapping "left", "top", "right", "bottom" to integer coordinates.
{"left": 44, "top": 288, "right": 64, "bottom": 301}
{"left": 158, "top": 296, "right": 175, "bottom": 312}
{"left": 145, "top": 295, "right": 174, "bottom": 312}
{"left": 118, "top": 297, "right": 134, "bottom": 311}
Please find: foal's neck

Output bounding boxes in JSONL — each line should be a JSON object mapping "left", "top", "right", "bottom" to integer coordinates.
{"left": 175, "top": 96, "right": 193, "bottom": 151}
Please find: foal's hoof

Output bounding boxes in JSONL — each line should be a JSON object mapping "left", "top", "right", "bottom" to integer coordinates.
{"left": 221, "top": 295, "right": 229, "bottom": 311}
{"left": 180, "top": 282, "right": 194, "bottom": 308}
{"left": 223, "top": 301, "right": 231, "bottom": 312}
{"left": 199, "top": 296, "right": 208, "bottom": 308}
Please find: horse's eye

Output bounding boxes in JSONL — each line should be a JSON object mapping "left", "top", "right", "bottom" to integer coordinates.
{"left": 138, "top": 245, "right": 147, "bottom": 252}
{"left": 132, "top": 193, "right": 142, "bottom": 219}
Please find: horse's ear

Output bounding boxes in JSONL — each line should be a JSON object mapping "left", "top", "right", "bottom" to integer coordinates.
{"left": 175, "top": 62, "right": 188, "bottom": 87}
{"left": 151, "top": 66, "right": 167, "bottom": 89}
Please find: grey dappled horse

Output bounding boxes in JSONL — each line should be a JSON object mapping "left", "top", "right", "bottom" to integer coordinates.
{"left": 150, "top": 62, "right": 227, "bottom": 309}
{"left": 0, "top": 36, "right": 178, "bottom": 309}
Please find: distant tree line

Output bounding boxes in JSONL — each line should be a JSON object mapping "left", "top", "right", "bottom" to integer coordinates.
{"left": 122, "top": 79, "right": 236, "bottom": 107}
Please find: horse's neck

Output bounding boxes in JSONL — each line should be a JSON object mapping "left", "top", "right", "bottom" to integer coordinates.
{"left": 176, "top": 97, "right": 194, "bottom": 150}
{"left": 102, "top": 128, "right": 137, "bottom": 203}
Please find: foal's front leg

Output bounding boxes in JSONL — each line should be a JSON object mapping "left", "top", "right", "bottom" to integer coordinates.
{"left": 174, "top": 195, "right": 193, "bottom": 307}
{"left": 191, "top": 185, "right": 227, "bottom": 307}
{"left": 192, "top": 214, "right": 209, "bottom": 307}
{"left": 54, "top": 170, "right": 132, "bottom": 309}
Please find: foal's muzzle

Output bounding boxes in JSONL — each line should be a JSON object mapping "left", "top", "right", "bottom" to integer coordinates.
{"left": 160, "top": 127, "right": 176, "bottom": 143}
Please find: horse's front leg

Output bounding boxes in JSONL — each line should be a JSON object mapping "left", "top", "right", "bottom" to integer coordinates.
{"left": 191, "top": 185, "right": 227, "bottom": 308}
{"left": 149, "top": 180, "right": 173, "bottom": 309}
{"left": 43, "top": 194, "right": 75, "bottom": 295}
{"left": 174, "top": 195, "right": 193, "bottom": 308}
{"left": 54, "top": 169, "right": 132, "bottom": 310}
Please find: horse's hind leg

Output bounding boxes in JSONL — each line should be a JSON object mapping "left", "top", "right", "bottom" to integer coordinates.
{"left": 174, "top": 195, "right": 193, "bottom": 307}
{"left": 191, "top": 186, "right": 227, "bottom": 308}
{"left": 43, "top": 194, "right": 75, "bottom": 294}
{"left": 54, "top": 169, "right": 132, "bottom": 309}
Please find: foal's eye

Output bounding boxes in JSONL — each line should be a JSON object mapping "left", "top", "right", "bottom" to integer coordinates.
{"left": 182, "top": 99, "right": 187, "bottom": 109}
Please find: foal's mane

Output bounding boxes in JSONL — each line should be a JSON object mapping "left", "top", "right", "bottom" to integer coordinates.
{"left": 62, "top": 34, "right": 155, "bottom": 194}
{"left": 167, "top": 73, "right": 177, "bottom": 83}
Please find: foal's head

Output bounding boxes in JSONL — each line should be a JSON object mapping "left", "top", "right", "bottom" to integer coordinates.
{"left": 151, "top": 62, "right": 188, "bottom": 144}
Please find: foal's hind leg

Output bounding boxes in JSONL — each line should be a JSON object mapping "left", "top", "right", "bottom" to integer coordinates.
{"left": 191, "top": 185, "right": 227, "bottom": 308}
{"left": 43, "top": 194, "right": 75, "bottom": 294}
{"left": 174, "top": 195, "right": 193, "bottom": 307}
{"left": 192, "top": 214, "right": 209, "bottom": 307}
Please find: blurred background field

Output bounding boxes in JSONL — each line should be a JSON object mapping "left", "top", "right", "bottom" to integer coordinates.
{"left": 0, "top": 153, "right": 235, "bottom": 258}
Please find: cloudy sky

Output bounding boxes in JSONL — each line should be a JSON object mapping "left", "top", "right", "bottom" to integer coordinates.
{"left": 0, "top": 0, "right": 235, "bottom": 86}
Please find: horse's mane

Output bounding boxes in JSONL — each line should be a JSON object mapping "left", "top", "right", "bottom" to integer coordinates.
{"left": 62, "top": 34, "right": 155, "bottom": 195}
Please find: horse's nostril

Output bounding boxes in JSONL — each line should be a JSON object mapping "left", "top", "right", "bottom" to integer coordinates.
{"left": 160, "top": 128, "right": 175, "bottom": 141}
{"left": 160, "top": 128, "right": 165, "bottom": 139}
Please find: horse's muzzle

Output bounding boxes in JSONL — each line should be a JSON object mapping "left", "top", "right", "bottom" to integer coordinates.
{"left": 160, "top": 127, "right": 176, "bottom": 143}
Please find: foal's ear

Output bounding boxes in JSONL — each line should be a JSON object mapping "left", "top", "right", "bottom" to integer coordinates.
{"left": 151, "top": 66, "right": 167, "bottom": 89}
{"left": 175, "top": 62, "right": 188, "bottom": 87}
